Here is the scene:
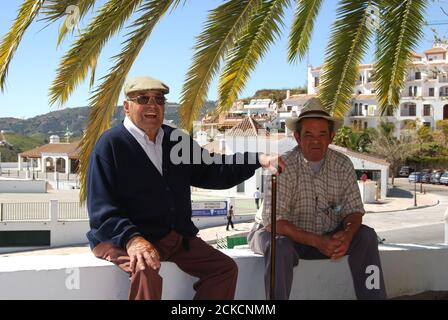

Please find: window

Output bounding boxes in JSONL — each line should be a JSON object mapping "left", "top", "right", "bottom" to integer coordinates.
{"left": 423, "top": 122, "right": 431, "bottom": 127}
{"left": 415, "top": 72, "right": 421, "bottom": 80}
{"left": 364, "top": 122, "right": 368, "bottom": 130}
{"left": 408, "top": 86, "right": 413, "bottom": 96}
{"left": 413, "top": 86, "right": 417, "bottom": 96}
{"left": 429, "top": 88, "right": 434, "bottom": 97}
{"left": 423, "top": 105, "right": 431, "bottom": 116}
{"left": 314, "top": 77, "right": 319, "bottom": 87}
{"left": 409, "top": 104, "right": 416, "bottom": 116}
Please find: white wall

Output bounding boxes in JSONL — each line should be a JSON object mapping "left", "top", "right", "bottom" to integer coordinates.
{"left": 1, "top": 244, "right": 447, "bottom": 299}
{"left": 0, "top": 179, "right": 46, "bottom": 193}
{"left": 346, "top": 155, "right": 389, "bottom": 199}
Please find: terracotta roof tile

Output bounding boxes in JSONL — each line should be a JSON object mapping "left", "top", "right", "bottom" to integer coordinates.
{"left": 226, "top": 117, "right": 269, "bottom": 137}
{"left": 19, "top": 142, "right": 80, "bottom": 159}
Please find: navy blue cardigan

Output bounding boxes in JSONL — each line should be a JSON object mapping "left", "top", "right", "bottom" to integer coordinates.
{"left": 86, "top": 123, "right": 261, "bottom": 249}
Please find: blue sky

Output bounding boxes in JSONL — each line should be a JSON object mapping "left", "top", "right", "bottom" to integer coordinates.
{"left": 0, "top": 0, "right": 447, "bottom": 119}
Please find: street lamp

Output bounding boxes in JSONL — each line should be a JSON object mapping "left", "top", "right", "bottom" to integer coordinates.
{"left": 414, "top": 163, "right": 417, "bottom": 207}
{"left": 419, "top": 141, "right": 423, "bottom": 194}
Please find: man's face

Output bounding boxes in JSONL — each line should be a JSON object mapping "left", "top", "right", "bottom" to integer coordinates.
{"left": 123, "top": 90, "right": 165, "bottom": 135}
{"left": 294, "top": 118, "right": 335, "bottom": 162}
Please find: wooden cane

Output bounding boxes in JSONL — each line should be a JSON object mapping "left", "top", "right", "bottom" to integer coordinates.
{"left": 270, "top": 174, "right": 277, "bottom": 300}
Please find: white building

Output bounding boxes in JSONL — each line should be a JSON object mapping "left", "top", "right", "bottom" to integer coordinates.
{"left": 200, "top": 117, "right": 389, "bottom": 199}
{"left": 307, "top": 43, "right": 448, "bottom": 136}
{"left": 17, "top": 135, "right": 79, "bottom": 175}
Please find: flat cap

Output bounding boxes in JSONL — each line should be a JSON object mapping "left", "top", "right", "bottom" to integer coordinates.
{"left": 124, "top": 76, "right": 169, "bottom": 95}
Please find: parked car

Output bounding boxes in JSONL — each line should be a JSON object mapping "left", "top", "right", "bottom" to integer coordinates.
{"left": 440, "top": 172, "right": 448, "bottom": 186}
{"left": 399, "top": 166, "right": 415, "bottom": 177}
{"left": 430, "top": 171, "right": 445, "bottom": 184}
{"left": 408, "top": 172, "right": 422, "bottom": 183}
{"left": 421, "top": 172, "right": 432, "bottom": 183}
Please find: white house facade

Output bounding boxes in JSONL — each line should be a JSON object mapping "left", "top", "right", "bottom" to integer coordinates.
{"left": 307, "top": 44, "right": 448, "bottom": 136}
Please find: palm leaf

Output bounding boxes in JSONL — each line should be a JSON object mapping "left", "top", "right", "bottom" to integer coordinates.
{"left": 78, "top": 0, "right": 178, "bottom": 202}
{"left": 288, "top": 0, "right": 323, "bottom": 63}
{"left": 374, "top": 0, "right": 427, "bottom": 115}
{"left": 48, "top": 0, "right": 143, "bottom": 107}
{"left": 56, "top": 0, "right": 96, "bottom": 47}
{"left": 40, "top": 0, "right": 79, "bottom": 22}
{"left": 319, "top": 0, "right": 377, "bottom": 118}
{"left": 179, "top": 0, "right": 263, "bottom": 133}
{"left": 0, "top": 0, "right": 44, "bottom": 92}
{"left": 217, "top": 0, "right": 290, "bottom": 111}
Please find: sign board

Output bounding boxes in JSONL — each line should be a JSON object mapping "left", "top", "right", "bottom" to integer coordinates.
{"left": 192, "top": 201, "right": 228, "bottom": 217}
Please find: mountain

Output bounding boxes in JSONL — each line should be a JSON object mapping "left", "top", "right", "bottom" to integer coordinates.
{"left": 0, "top": 101, "right": 217, "bottom": 139}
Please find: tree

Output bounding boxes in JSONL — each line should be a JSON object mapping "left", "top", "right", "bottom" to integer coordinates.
{"left": 0, "top": 0, "right": 429, "bottom": 200}
{"left": 368, "top": 123, "right": 417, "bottom": 185}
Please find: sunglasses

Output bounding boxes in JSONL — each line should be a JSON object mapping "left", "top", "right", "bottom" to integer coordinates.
{"left": 128, "top": 95, "right": 166, "bottom": 105}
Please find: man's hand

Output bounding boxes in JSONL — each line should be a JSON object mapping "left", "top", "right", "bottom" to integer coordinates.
{"left": 126, "top": 236, "right": 160, "bottom": 273}
{"left": 315, "top": 235, "right": 341, "bottom": 258}
{"left": 329, "top": 230, "right": 353, "bottom": 260}
{"left": 258, "top": 153, "right": 285, "bottom": 175}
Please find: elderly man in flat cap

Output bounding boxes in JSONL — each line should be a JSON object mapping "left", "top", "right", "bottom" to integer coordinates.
{"left": 86, "top": 76, "right": 284, "bottom": 300}
{"left": 247, "top": 98, "right": 386, "bottom": 300}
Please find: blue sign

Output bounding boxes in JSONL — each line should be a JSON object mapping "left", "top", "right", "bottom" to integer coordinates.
{"left": 191, "top": 201, "right": 228, "bottom": 217}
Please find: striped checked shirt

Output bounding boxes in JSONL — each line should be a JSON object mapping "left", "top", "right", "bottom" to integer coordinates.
{"left": 261, "top": 146, "right": 365, "bottom": 235}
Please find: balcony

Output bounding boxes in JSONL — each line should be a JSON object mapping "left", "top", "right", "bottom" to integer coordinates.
{"left": 349, "top": 111, "right": 365, "bottom": 117}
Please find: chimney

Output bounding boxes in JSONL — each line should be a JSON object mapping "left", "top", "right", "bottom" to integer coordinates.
{"left": 286, "top": 90, "right": 290, "bottom": 100}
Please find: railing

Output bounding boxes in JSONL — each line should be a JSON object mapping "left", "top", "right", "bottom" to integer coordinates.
{"left": 439, "top": 77, "right": 448, "bottom": 83}
{"left": 0, "top": 202, "right": 50, "bottom": 221}
{"left": 58, "top": 202, "right": 88, "bottom": 221}
{"left": 400, "top": 112, "right": 417, "bottom": 117}
{"left": 0, "top": 201, "right": 88, "bottom": 222}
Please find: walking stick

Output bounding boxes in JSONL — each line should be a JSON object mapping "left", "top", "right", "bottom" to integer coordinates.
{"left": 269, "top": 174, "right": 277, "bottom": 300}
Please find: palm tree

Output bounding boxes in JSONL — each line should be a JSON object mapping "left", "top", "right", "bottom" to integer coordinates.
{"left": 0, "top": 0, "right": 428, "bottom": 200}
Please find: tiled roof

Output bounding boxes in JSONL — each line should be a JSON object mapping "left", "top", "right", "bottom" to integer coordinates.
{"left": 424, "top": 47, "right": 447, "bottom": 54}
{"left": 19, "top": 142, "right": 80, "bottom": 159}
{"left": 226, "top": 117, "right": 269, "bottom": 137}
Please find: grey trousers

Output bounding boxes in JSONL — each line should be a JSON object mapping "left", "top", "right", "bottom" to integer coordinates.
{"left": 247, "top": 223, "right": 387, "bottom": 300}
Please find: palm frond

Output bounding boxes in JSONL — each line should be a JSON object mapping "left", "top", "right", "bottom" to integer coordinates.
{"left": 40, "top": 0, "right": 79, "bottom": 22}
{"left": 288, "top": 0, "right": 323, "bottom": 63}
{"left": 49, "top": 0, "right": 143, "bottom": 107}
{"left": 78, "top": 0, "right": 177, "bottom": 202}
{"left": 217, "top": 0, "right": 290, "bottom": 111}
{"left": 179, "top": 0, "right": 263, "bottom": 133}
{"left": 374, "top": 0, "right": 427, "bottom": 115}
{"left": 56, "top": 0, "right": 96, "bottom": 47}
{"left": 0, "top": 0, "right": 44, "bottom": 92}
{"left": 319, "top": 0, "right": 376, "bottom": 118}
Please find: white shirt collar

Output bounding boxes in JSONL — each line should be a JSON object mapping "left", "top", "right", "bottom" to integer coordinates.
{"left": 123, "top": 116, "right": 164, "bottom": 145}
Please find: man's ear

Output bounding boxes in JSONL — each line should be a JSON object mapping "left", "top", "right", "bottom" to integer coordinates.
{"left": 293, "top": 131, "right": 301, "bottom": 145}
{"left": 123, "top": 100, "right": 130, "bottom": 115}
{"left": 330, "top": 131, "right": 336, "bottom": 143}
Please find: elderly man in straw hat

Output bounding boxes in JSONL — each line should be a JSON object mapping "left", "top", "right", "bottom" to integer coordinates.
{"left": 247, "top": 97, "right": 386, "bottom": 300}
{"left": 86, "top": 75, "right": 284, "bottom": 300}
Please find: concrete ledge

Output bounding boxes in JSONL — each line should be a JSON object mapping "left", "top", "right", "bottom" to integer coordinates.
{"left": 0, "top": 244, "right": 447, "bottom": 299}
